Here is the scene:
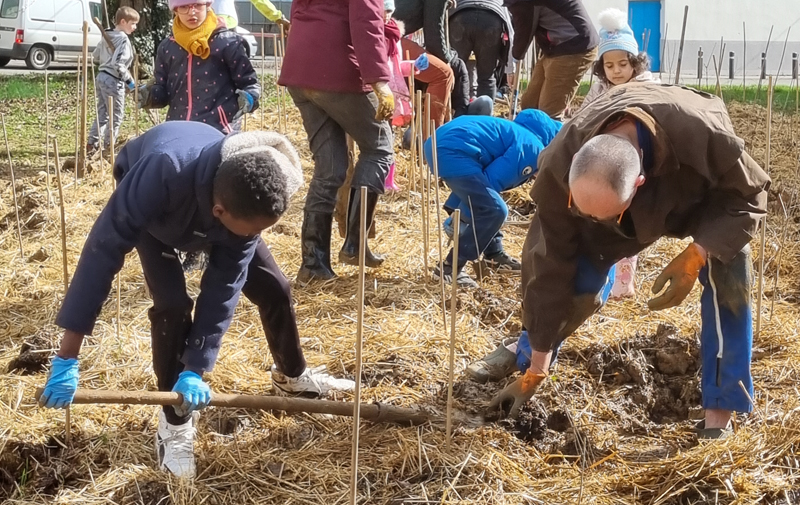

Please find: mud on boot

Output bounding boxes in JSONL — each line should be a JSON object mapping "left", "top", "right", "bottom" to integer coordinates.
{"left": 339, "top": 188, "right": 385, "bottom": 267}
{"left": 297, "top": 211, "right": 337, "bottom": 282}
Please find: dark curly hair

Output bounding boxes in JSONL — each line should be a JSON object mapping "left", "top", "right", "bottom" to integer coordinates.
{"left": 592, "top": 51, "right": 651, "bottom": 86}
{"left": 213, "top": 151, "right": 289, "bottom": 219}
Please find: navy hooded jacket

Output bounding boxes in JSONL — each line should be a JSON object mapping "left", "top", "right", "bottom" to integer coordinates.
{"left": 56, "top": 121, "right": 259, "bottom": 372}
{"left": 423, "top": 109, "right": 562, "bottom": 192}
{"left": 147, "top": 25, "right": 261, "bottom": 134}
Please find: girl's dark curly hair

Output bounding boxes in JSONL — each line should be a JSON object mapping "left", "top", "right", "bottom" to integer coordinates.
{"left": 592, "top": 51, "right": 651, "bottom": 86}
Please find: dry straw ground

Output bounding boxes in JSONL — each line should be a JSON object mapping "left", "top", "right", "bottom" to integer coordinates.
{"left": 0, "top": 80, "right": 799, "bottom": 504}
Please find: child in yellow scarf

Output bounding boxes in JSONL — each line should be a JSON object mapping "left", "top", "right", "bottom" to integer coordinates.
{"left": 140, "top": 0, "right": 261, "bottom": 134}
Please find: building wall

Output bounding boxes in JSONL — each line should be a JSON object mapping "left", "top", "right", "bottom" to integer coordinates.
{"left": 585, "top": 0, "right": 800, "bottom": 80}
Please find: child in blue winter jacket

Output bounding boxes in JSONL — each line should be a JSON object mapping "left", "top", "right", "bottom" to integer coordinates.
{"left": 423, "top": 109, "right": 562, "bottom": 287}
{"left": 140, "top": 0, "right": 260, "bottom": 134}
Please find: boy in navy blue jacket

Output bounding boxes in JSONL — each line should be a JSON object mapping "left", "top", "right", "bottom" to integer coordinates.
{"left": 423, "top": 109, "right": 561, "bottom": 287}
{"left": 39, "top": 121, "right": 353, "bottom": 478}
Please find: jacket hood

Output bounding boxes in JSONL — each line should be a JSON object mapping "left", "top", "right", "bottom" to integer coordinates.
{"left": 106, "top": 29, "right": 130, "bottom": 47}
{"left": 514, "top": 109, "right": 562, "bottom": 146}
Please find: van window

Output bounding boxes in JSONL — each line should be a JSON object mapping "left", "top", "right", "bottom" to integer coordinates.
{"left": 0, "top": 0, "right": 19, "bottom": 19}
{"left": 89, "top": 2, "right": 101, "bottom": 22}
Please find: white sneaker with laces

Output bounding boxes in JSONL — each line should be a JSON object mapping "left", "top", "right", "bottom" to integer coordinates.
{"left": 155, "top": 410, "right": 197, "bottom": 478}
{"left": 271, "top": 365, "right": 355, "bottom": 398}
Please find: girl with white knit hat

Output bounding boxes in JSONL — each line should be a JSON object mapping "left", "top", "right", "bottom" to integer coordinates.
{"left": 579, "top": 8, "right": 660, "bottom": 300}
{"left": 581, "top": 8, "right": 659, "bottom": 108}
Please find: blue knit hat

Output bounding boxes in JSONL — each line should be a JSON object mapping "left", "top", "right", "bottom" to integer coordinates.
{"left": 598, "top": 9, "right": 639, "bottom": 57}
{"left": 384, "top": 0, "right": 395, "bottom": 14}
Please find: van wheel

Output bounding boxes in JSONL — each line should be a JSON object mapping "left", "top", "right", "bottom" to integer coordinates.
{"left": 0, "top": 57, "right": 10, "bottom": 67}
{"left": 25, "top": 46, "right": 51, "bottom": 70}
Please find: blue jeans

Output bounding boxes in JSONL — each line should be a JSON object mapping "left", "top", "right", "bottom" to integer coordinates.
{"left": 518, "top": 247, "right": 754, "bottom": 414}
{"left": 441, "top": 172, "right": 508, "bottom": 270}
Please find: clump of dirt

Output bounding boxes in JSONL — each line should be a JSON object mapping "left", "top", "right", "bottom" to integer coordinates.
{"left": 27, "top": 246, "right": 50, "bottom": 263}
{"left": 568, "top": 323, "right": 701, "bottom": 424}
{"left": 363, "top": 354, "right": 419, "bottom": 388}
{"left": 511, "top": 405, "right": 549, "bottom": 443}
{"left": 365, "top": 290, "right": 412, "bottom": 311}
{"left": 6, "top": 327, "right": 60, "bottom": 374}
{"left": 0, "top": 191, "right": 46, "bottom": 231}
{"left": 470, "top": 289, "right": 518, "bottom": 329}
{"left": 112, "top": 479, "right": 172, "bottom": 505}
{"left": 270, "top": 222, "right": 298, "bottom": 237}
{"left": 0, "top": 437, "right": 85, "bottom": 498}
{"left": 546, "top": 410, "right": 571, "bottom": 432}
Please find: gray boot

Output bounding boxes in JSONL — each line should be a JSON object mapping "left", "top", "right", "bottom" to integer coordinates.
{"left": 465, "top": 337, "right": 519, "bottom": 384}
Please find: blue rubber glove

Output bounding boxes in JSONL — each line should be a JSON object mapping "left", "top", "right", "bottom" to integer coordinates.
{"left": 234, "top": 90, "right": 254, "bottom": 119}
{"left": 172, "top": 370, "right": 212, "bottom": 417}
{"left": 125, "top": 80, "right": 135, "bottom": 92}
{"left": 516, "top": 331, "right": 532, "bottom": 374}
{"left": 39, "top": 356, "right": 79, "bottom": 409}
{"left": 414, "top": 53, "right": 429, "bottom": 72}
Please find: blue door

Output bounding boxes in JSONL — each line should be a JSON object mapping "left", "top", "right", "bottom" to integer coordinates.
{"left": 628, "top": 1, "right": 661, "bottom": 72}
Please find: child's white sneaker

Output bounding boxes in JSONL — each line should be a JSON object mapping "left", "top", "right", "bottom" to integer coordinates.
{"left": 272, "top": 365, "right": 355, "bottom": 398}
{"left": 155, "top": 410, "right": 197, "bottom": 478}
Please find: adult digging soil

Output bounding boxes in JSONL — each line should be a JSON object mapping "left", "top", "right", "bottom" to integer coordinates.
{"left": 476, "top": 83, "right": 770, "bottom": 440}
{"left": 279, "top": 0, "right": 395, "bottom": 282}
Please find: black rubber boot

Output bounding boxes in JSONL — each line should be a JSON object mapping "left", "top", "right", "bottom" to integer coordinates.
{"left": 297, "top": 211, "right": 337, "bottom": 282}
{"left": 339, "top": 189, "right": 385, "bottom": 267}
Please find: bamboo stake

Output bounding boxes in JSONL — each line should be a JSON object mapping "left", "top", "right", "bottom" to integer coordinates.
{"left": 91, "top": 56, "right": 104, "bottom": 165}
{"left": 770, "top": 192, "right": 794, "bottom": 318}
{"left": 109, "top": 96, "right": 121, "bottom": 340}
{"left": 510, "top": 60, "right": 522, "bottom": 120}
{"left": 272, "top": 34, "right": 281, "bottom": 133}
{"left": 74, "top": 56, "right": 81, "bottom": 184}
{"left": 406, "top": 50, "right": 416, "bottom": 198}
{"left": 35, "top": 388, "right": 433, "bottom": 425}
{"left": 261, "top": 28, "right": 266, "bottom": 129}
{"left": 430, "top": 120, "right": 447, "bottom": 328}
{"left": 674, "top": 5, "right": 688, "bottom": 85}
{"left": 659, "top": 23, "right": 668, "bottom": 81}
{"left": 350, "top": 186, "right": 368, "bottom": 505}
{"left": 1, "top": 114, "right": 24, "bottom": 260}
{"left": 44, "top": 69, "right": 52, "bottom": 207}
{"left": 776, "top": 27, "right": 791, "bottom": 81}
{"left": 419, "top": 91, "right": 428, "bottom": 276}
{"left": 53, "top": 137, "right": 69, "bottom": 290}
{"left": 65, "top": 406, "right": 71, "bottom": 444}
{"left": 743, "top": 22, "right": 746, "bottom": 101}
{"left": 446, "top": 209, "right": 460, "bottom": 452}
{"left": 78, "top": 21, "right": 90, "bottom": 177}
{"left": 134, "top": 58, "right": 140, "bottom": 136}
{"left": 756, "top": 76, "right": 773, "bottom": 339}
{"left": 756, "top": 25, "right": 774, "bottom": 100}
{"left": 279, "top": 25, "right": 287, "bottom": 133}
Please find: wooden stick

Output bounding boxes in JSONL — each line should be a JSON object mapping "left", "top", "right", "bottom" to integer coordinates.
{"left": 279, "top": 25, "right": 287, "bottom": 134}
{"left": 756, "top": 25, "right": 774, "bottom": 100}
{"left": 406, "top": 50, "right": 416, "bottom": 197}
{"left": 1, "top": 113, "right": 24, "bottom": 260}
{"left": 430, "top": 120, "right": 447, "bottom": 328}
{"left": 78, "top": 21, "right": 89, "bottom": 177}
{"left": 770, "top": 192, "right": 794, "bottom": 318}
{"left": 35, "top": 388, "right": 433, "bottom": 425}
{"left": 674, "top": 5, "right": 689, "bottom": 85}
{"left": 91, "top": 56, "right": 104, "bottom": 165}
{"left": 109, "top": 95, "right": 121, "bottom": 340}
{"left": 756, "top": 76, "right": 773, "bottom": 338}
{"left": 776, "top": 27, "right": 791, "bottom": 82}
{"left": 743, "top": 22, "right": 747, "bottom": 101}
{"left": 53, "top": 137, "right": 69, "bottom": 290}
{"left": 350, "top": 186, "right": 368, "bottom": 505}
{"left": 74, "top": 55, "right": 81, "bottom": 184}
{"left": 510, "top": 60, "right": 523, "bottom": 120}
{"left": 134, "top": 58, "right": 140, "bottom": 136}
{"left": 418, "top": 91, "right": 428, "bottom": 276}
{"left": 272, "top": 34, "right": 281, "bottom": 133}
{"left": 65, "top": 406, "right": 71, "bottom": 444}
{"left": 44, "top": 69, "right": 52, "bottom": 207}
{"left": 446, "top": 209, "right": 460, "bottom": 452}
{"left": 261, "top": 28, "right": 266, "bottom": 130}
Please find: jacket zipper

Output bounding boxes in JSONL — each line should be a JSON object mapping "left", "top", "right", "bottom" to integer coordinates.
{"left": 186, "top": 53, "right": 193, "bottom": 120}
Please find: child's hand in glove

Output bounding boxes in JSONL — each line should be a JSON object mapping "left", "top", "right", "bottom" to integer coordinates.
{"left": 371, "top": 81, "right": 394, "bottom": 121}
{"left": 234, "top": 90, "right": 255, "bottom": 120}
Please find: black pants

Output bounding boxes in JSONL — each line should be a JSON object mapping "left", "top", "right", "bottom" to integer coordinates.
{"left": 449, "top": 8, "right": 506, "bottom": 101}
{"left": 137, "top": 233, "right": 306, "bottom": 424}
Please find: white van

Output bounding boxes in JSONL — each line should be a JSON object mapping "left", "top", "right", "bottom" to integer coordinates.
{"left": 0, "top": 0, "right": 102, "bottom": 69}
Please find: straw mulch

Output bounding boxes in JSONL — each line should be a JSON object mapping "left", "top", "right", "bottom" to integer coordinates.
{"left": 1, "top": 87, "right": 799, "bottom": 504}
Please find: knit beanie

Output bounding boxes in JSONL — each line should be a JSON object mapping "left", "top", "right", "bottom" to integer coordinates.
{"left": 220, "top": 131, "right": 304, "bottom": 203}
{"left": 168, "top": 0, "right": 211, "bottom": 11}
{"left": 384, "top": 0, "right": 395, "bottom": 14}
{"left": 598, "top": 9, "right": 639, "bottom": 57}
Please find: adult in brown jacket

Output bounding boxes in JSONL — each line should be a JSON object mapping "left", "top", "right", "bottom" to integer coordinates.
{"left": 481, "top": 83, "right": 770, "bottom": 437}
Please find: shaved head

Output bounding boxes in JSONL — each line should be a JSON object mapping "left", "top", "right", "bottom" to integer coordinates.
{"left": 569, "top": 134, "right": 642, "bottom": 220}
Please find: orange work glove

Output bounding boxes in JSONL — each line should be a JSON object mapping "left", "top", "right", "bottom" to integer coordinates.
{"left": 647, "top": 242, "right": 707, "bottom": 311}
{"left": 487, "top": 369, "right": 546, "bottom": 419}
{"left": 371, "top": 81, "right": 395, "bottom": 122}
